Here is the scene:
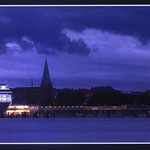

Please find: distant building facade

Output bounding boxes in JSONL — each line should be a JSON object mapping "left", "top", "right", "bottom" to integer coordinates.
{"left": 12, "top": 59, "right": 54, "bottom": 106}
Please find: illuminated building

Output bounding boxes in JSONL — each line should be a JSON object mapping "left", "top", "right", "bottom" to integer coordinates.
{"left": 5, "top": 105, "right": 39, "bottom": 116}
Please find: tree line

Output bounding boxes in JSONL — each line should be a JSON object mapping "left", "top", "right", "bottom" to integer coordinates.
{"left": 54, "top": 86, "right": 150, "bottom": 106}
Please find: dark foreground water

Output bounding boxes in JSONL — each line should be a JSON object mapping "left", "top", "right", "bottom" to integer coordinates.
{"left": 0, "top": 118, "right": 150, "bottom": 143}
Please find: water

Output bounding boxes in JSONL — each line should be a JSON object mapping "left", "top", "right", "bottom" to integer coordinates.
{"left": 0, "top": 118, "right": 150, "bottom": 143}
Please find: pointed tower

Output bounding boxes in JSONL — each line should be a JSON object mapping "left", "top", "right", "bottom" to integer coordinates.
{"left": 40, "top": 58, "right": 52, "bottom": 88}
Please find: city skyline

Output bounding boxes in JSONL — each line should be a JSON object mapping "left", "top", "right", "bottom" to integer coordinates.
{"left": 1, "top": 7, "right": 150, "bottom": 91}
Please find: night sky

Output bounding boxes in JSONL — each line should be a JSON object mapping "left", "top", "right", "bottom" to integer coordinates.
{"left": 0, "top": 6, "right": 150, "bottom": 91}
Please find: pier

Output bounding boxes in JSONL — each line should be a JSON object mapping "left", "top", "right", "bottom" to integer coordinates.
{"left": 4, "top": 105, "right": 150, "bottom": 118}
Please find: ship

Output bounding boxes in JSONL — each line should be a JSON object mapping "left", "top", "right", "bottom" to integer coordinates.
{"left": 0, "top": 84, "right": 12, "bottom": 116}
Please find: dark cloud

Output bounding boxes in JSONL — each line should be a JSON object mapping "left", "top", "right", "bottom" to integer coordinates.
{"left": 0, "top": 7, "right": 150, "bottom": 55}
{"left": 0, "top": 7, "right": 92, "bottom": 55}
{"left": 36, "top": 33, "right": 90, "bottom": 55}
{"left": 61, "top": 7, "right": 150, "bottom": 44}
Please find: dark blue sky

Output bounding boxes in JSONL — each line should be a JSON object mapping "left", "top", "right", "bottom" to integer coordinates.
{"left": 1, "top": 6, "right": 150, "bottom": 91}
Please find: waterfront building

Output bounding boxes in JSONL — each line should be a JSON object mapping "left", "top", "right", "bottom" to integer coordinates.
{"left": 5, "top": 105, "right": 39, "bottom": 116}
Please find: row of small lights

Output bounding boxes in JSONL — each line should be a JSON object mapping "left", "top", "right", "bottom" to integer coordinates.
{"left": 42, "top": 106, "right": 84, "bottom": 109}
{"left": 8, "top": 105, "right": 126, "bottom": 110}
{"left": 41, "top": 106, "right": 126, "bottom": 108}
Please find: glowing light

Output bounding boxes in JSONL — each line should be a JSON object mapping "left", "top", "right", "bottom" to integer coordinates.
{"left": 0, "top": 98, "right": 7, "bottom": 101}
{"left": 2, "top": 95, "right": 6, "bottom": 97}
{"left": 5, "top": 109, "right": 30, "bottom": 116}
{"left": 1, "top": 85, "right": 6, "bottom": 89}
{"left": 6, "top": 110, "right": 30, "bottom": 113}
{"left": 8, "top": 105, "right": 38, "bottom": 110}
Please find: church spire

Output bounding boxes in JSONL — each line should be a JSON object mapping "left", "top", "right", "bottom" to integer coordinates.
{"left": 40, "top": 58, "right": 52, "bottom": 88}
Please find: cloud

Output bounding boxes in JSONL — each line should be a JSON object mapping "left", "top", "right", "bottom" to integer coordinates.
{"left": 36, "top": 33, "right": 91, "bottom": 55}
{"left": 62, "top": 28, "right": 150, "bottom": 90}
{"left": 2, "top": 34, "right": 91, "bottom": 56}
{"left": 0, "top": 7, "right": 92, "bottom": 55}
{"left": 1, "top": 7, "right": 150, "bottom": 56}
{"left": 5, "top": 42, "right": 22, "bottom": 53}
{"left": 60, "top": 7, "right": 150, "bottom": 44}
